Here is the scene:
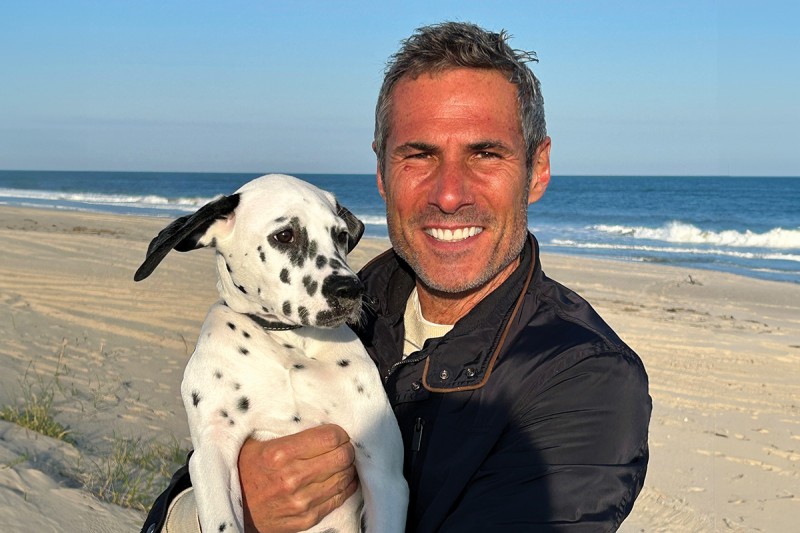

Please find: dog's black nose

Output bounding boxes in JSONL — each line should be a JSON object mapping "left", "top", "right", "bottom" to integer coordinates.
{"left": 322, "top": 274, "right": 364, "bottom": 300}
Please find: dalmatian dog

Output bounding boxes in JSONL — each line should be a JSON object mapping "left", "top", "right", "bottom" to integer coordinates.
{"left": 134, "top": 174, "right": 407, "bottom": 533}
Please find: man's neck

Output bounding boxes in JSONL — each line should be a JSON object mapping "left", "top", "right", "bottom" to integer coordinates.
{"left": 416, "top": 256, "right": 521, "bottom": 325}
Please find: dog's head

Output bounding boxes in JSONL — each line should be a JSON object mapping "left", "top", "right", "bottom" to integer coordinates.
{"left": 135, "top": 174, "right": 365, "bottom": 328}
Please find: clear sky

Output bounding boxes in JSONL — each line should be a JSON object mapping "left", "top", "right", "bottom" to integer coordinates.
{"left": 1, "top": 1, "right": 798, "bottom": 176}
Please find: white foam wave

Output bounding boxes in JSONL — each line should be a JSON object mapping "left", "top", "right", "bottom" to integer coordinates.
{"left": 0, "top": 188, "right": 216, "bottom": 211}
{"left": 359, "top": 215, "right": 387, "bottom": 226}
{"left": 549, "top": 239, "right": 800, "bottom": 263}
{"left": 593, "top": 221, "right": 800, "bottom": 249}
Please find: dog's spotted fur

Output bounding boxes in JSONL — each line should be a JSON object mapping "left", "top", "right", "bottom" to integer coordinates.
{"left": 135, "top": 174, "right": 407, "bottom": 533}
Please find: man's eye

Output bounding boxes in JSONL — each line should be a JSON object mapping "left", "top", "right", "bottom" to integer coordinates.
{"left": 408, "top": 152, "right": 431, "bottom": 159}
{"left": 273, "top": 229, "right": 294, "bottom": 244}
{"left": 476, "top": 151, "right": 500, "bottom": 159}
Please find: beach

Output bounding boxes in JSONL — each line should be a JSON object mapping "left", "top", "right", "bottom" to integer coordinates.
{"left": 0, "top": 206, "right": 798, "bottom": 532}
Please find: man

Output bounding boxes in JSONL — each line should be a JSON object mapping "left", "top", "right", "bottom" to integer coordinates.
{"left": 143, "top": 21, "right": 650, "bottom": 533}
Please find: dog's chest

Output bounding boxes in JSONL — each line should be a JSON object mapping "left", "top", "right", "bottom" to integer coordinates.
{"left": 184, "top": 308, "right": 382, "bottom": 435}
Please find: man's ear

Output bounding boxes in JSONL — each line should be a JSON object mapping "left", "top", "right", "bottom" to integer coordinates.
{"left": 376, "top": 169, "right": 387, "bottom": 201}
{"left": 528, "top": 137, "right": 552, "bottom": 204}
{"left": 373, "top": 141, "right": 387, "bottom": 200}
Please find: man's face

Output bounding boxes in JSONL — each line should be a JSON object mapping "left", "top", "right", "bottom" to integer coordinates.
{"left": 377, "top": 68, "right": 550, "bottom": 294}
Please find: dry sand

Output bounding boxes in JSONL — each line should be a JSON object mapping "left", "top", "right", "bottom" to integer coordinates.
{"left": 0, "top": 206, "right": 797, "bottom": 532}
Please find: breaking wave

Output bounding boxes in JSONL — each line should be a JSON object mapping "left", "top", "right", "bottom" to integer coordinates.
{"left": 592, "top": 221, "right": 800, "bottom": 250}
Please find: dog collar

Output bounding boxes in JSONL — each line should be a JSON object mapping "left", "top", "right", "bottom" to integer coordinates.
{"left": 246, "top": 313, "right": 303, "bottom": 331}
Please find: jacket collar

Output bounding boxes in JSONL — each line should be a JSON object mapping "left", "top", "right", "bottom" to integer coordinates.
{"left": 362, "top": 234, "right": 539, "bottom": 392}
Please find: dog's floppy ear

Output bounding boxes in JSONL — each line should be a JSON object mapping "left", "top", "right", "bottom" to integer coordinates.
{"left": 336, "top": 202, "right": 365, "bottom": 253}
{"left": 134, "top": 194, "right": 240, "bottom": 281}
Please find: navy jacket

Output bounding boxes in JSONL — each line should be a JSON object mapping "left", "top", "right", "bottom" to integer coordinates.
{"left": 142, "top": 235, "right": 650, "bottom": 532}
{"left": 354, "top": 235, "right": 650, "bottom": 532}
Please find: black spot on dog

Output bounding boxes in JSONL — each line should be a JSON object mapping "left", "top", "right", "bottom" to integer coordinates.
{"left": 316, "top": 255, "right": 327, "bottom": 269}
{"left": 236, "top": 284, "right": 247, "bottom": 294}
{"left": 258, "top": 245, "right": 266, "bottom": 262}
{"left": 219, "top": 522, "right": 226, "bottom": 532}
{"left": 282, "top": 301, "right": 291, "bottom": 316}
{"left": 239, "top": 346, "right": 249, "bottom": 356}
{"left": 280, "top": 269, "right": 290, "bottom": 284}
{"left": 329, "top": 258, "right": 343, "bottom": 270}
{"left": 233, "top": 383, "right": 241, "bottom": 390}
{"left": 308, "top": 239, "right": 318, "bottom": 258}
{"left": 357, "top": 384, "right": 365, "bottom": 394}
{"left": 298, "top": 306, "right": 310, "bottom": 325}
{"left": 214, "top": 371, "right": 222, "bottom": 379}
{"left": 293, "top": 363, "right": 305, "bottom": 370}
{"left": 192, "top": 391, "right": 201, "bottom": 407}
{"left": 293, "top": 415, "right": 302, "bottom": 423}
{"left": 283, "top": 343, "right": 294, "bottom": 349}
{"left": 237, "top": 397, "right": 250, "bottom": 412}
{"left": 303, "top": 276, "right": 318, "bottom": 297}
{"left": 227, "top": 322, "right": 236, "bottom": 330}
{"left": 354, "top": 441, "right": 372, "bottom": 460}
{"left": 268, "top": 217, "right": 313, "bottom": 268}
{"left": 229, "top": 419, "right": 235, "bottom": 426}
{"left": 275, "top": 216, "right": 287, "bottom": 223}
{"left": 338, "top": 359, "right": 350, "bottom": 367}
{"left": 225, "top": 261, "right": 232, "bottom": 273}
{"left": 242, "top": 330, "right": 250, "bottom": 339}
{"left": 220, "top": 409, "right": 228, "bottom": 418}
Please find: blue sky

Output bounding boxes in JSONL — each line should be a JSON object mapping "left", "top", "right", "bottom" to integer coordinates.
{"left": 1, "top": 1, "right": 798, "bottom": 176}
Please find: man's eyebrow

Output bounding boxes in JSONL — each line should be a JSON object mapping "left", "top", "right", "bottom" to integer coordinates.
{"left": 468, "top": 140, "right": 514, "bottom": 153}
{"left": 393, "top": 141, "right": 438, "bottom": 154}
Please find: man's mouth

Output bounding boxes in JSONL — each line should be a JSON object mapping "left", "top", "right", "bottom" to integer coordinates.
{"left": 424, "top": 226, "right": 483, "bottom": 242}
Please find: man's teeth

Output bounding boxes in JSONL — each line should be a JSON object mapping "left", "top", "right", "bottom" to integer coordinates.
{"left": 425, "top": 227, "right": 483, "bottom": 242}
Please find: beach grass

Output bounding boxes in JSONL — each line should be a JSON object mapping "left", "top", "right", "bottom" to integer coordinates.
{"left": 0, "top": 354, "right": 188, "bottom": 510}
{"left": 0, "top": 359, "right": 76, "bottom": 445}
{"left": 80, "top": 434, "right": 188, "bottom": 510}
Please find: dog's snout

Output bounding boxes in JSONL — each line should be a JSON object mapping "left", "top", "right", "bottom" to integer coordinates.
{"left": 322, "top": 274, "right": 364, "bottom": 300}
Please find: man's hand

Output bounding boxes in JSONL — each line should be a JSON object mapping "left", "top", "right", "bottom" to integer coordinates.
{"left": 238, "top": 424, "right": 358, "bottom": 533}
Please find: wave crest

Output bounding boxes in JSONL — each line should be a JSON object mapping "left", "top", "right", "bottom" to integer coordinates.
{"left": 593, "top": 221, "right": 800, "bottom": 249}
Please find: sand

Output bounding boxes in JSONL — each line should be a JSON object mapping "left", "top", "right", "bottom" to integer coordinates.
{"left": 0, "top": 205, "right": 797, "bottom": 532}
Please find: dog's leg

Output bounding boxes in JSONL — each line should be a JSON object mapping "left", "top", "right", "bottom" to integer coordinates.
{"left": 351, "top": 413, "right": 408, "bottom": 533}
{"left": 189, "top": 435, "right": 246, "bottom": 533}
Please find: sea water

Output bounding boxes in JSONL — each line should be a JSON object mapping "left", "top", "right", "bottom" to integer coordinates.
{"left": 1, "top": 171, "right": 798, "bottom": 284}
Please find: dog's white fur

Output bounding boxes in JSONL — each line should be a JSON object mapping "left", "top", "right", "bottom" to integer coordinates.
{"left": 136, "top": 175, "right": 407, "bottom": 533}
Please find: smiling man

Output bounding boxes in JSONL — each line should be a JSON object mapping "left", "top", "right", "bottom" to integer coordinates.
{"left": 376, "top": 66, "right": 551, "bottom": 323}
{"left": 143, "top": 22, "right": 651, "bottom": 533}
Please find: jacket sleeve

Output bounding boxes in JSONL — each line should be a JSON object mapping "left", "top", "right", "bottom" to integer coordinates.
{"left": 439, "top": 352, "right": 651, "bottom": 532}
{"left": 140, "top": 456, "right": 193, "bottom": 533}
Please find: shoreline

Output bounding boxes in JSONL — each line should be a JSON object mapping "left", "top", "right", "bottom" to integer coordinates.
{"left": 1, "top": 205, "right": 799, "bottom": 531}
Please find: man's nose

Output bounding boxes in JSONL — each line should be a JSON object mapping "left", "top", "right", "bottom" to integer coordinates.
{"left": 428, "top": 158, "right": 474, "bottom": 213}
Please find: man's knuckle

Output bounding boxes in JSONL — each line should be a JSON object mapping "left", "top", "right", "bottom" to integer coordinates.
{"left": 285, "top": 493, "right": 312, "bottom": 515}
{"left": 263, "top": 446, "right": 288, "bottom": 467}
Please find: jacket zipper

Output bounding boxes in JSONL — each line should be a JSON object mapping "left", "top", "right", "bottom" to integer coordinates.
{"left": 384, "top": 350, "right": 428, "bottom": 382}
{"left": 411, "top": 417, "right": 425, "bottom": 472}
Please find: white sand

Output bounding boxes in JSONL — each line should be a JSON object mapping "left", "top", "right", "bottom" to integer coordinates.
{"left": 0, "top": 206, "right": 798, "bottom": 531}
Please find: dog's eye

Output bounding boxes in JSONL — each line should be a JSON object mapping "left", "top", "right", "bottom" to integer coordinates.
{"left": 273, "top": 229, "right": 294, "bottom": 244}
{"left": 336, "top": 230, "right": 349, "bottom": 247}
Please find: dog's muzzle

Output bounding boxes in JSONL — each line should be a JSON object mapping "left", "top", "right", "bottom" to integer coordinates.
{"left": 317, "top": 274, "right": 364, "bottom": 327}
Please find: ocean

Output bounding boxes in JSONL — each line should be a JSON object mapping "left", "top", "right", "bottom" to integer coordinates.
{"left": 1, "top": 170, "right": 798, "bottom": 284}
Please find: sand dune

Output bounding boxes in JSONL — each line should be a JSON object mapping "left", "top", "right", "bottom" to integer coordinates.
{"left": 1, "top": 206, "right": 798, "bottom": 531}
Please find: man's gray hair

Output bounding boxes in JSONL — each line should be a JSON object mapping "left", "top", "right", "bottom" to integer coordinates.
{"left": 374, "top": 21, "right": 546, "bottom": 176}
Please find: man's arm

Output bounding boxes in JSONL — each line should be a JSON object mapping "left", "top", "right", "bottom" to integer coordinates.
{"left": 438, "top": 353, "right": 651, "bottom": 532}
{"left": 140, "top": 425, "right": 358, "bottom": 533}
